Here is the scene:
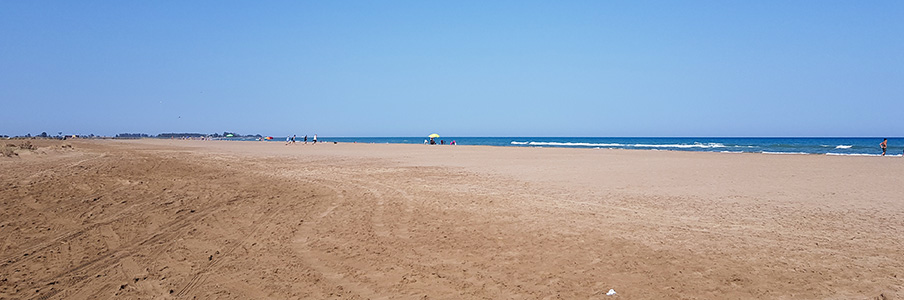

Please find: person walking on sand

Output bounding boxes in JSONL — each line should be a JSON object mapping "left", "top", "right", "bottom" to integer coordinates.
{"left": 291, "top": 135, "right": 296, "bottom": 144}
{"left": 313, "top": 134, "right": 317, "bottom": 144}
{"left": 304, "top": 135, "right": 308, "bottom": 144}
{"left": 880, "top": 138, "right": 887, "bottom": 156}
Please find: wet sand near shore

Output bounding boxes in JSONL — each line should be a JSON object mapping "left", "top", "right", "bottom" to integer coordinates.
{"left": 1, "top": 139, "right": 902, "bottom": 299}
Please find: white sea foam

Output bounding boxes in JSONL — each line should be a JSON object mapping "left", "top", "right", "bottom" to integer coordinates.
{"left": 835, "top": 145, "right": 853, "bottom": 149}
{"left": 511, "top": 141, "right": 623, "bottom": 147}
{"left": 826, "top": 153, "right": 901, "bottom": 157}
{"left": 826, "top": 153, "right": 878, "bottom": 156}
{"left": 632, "top": 143, "right": 726, "bottom": 148}
{"left": 761, "top": 151, "right": 810, "bottom": 155}
{"left": 719, "top": 151, "right": 744, "bottom": 154}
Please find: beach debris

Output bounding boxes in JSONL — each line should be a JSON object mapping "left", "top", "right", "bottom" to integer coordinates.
{"left": 2, "top": 142, "right": 37, "bottom": 157}
{"left": 606, "top": 289, "right": 617, "bottom": 296}
{"left": 2, "top": 145, "right": 18, "bottom": 157}
{"left": 18, "top": 141, "right": 36, "bottom": 151}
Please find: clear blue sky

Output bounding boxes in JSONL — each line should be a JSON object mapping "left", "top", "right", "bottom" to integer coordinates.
{"left": 2, "top": 1, "right": 902, "bottom": 137}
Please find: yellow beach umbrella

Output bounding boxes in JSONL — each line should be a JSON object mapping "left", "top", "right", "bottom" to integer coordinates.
{"left": 428, "top": 133, "right": 440, "bottom": 138}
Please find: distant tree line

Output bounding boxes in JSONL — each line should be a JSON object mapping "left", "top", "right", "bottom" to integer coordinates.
{"left": 115, "top": 133, "right": 152, "bottom": 138}
{"left": 3, "top": 132, "right": 95, "bottom": 139}
{"left": 3, "top": 132, "right": 263, "bottom": 139}
{"left": 114, "top": 132, "right": 263, "bottom": 139}
{"left": 156, "top": 133, "right": 207, "bottom": 138}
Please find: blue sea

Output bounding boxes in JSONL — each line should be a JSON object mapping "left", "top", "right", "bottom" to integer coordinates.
{"left": 248, "top": 137, "right": 903, "bottom": 156}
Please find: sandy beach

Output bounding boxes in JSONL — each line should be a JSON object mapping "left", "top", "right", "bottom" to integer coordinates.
{"left": 1, "top": 139, "right": 902, "bottom": 299}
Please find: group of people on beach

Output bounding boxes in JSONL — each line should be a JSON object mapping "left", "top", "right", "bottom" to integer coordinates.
{"left": 425, "top": 138, "right": 456, "bottom": 145}
{"left": 286, "top": 134, "right": 316, "bottom": 145}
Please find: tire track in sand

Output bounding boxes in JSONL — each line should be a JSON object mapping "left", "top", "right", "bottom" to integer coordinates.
{"left": 173, "top": 194, "right": 316, "bottom": 298}
{"left": 348, "top": 177, "right": 415, "bottom": 240}
{"left": 290, "top": 177, "right": 387, "bottom": 299}
{"left": 26, "top": 194, "right": 240, "bottom": 300}
{"left": 1, "top": 154, "right": 167, "bottom": 269}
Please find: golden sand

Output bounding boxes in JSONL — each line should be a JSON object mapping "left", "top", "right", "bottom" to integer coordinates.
{"left": 1, "top": 139, "right": 902, "bottom": 299}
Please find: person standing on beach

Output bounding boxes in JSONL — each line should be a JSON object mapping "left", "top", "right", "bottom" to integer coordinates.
{"left": 313, "top": 134, "right": 317, "bottom": 144}
{"left": 880, "top": 138, "right": 887, "bottom": 156}
{"left": 292, "top": 135, "right": 296, "bottom": 144}
{"left": 304, "top": 135, "right": 308, "bottom": 144}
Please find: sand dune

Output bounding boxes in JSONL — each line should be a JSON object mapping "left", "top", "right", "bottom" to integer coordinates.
{"left": 1, "top": 139, "right": 902, "bottom": 299}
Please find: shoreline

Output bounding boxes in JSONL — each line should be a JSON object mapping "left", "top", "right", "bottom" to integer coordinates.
{"left": 153, "top": 136, "right": 904, "bottom": 157}
{"left": 132, "top": 137, "right": 904, "bottom": 158}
